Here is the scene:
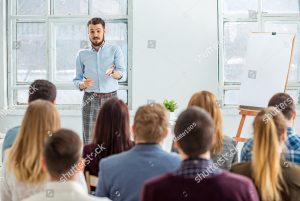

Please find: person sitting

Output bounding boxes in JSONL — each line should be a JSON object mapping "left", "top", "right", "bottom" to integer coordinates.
{"left": 188, "top": 91, "right": 238, "bottom": 170}
{"left": 95, "top": 103, "right": 181, "bottom": 201}
{"left": 82, "top": 98, "right": 133, "bottom": 192}
{"left": 141, "top": 107, "right": 259, "bottom": 201}
{"left": 1, "top": 100, "right": 60, "bottom": 201}
{"left": 23, "top": 128, "right": 111, "bottom": 201}
{"left": 231, "top": 107, "right": 300, "bottom": 201}
{"left": 2, "top": 79, "right": 56, "bottom": 161}
{"left": 241, "top": 93, "right": 300, "bottom": 164}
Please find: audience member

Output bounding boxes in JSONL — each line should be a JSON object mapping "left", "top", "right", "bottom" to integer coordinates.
{"left": 188, "top": 91, "right": 238, "bottom": 169}
{"left": 241, "top": 93, "right": 300, "bottom": 164}
{"left": 95, "top": 103, "right": 180, "bottom": 201}
{"left": 2, "top": 79, "right": 56, "bottom": 160}
{"left": 23, "top": 129, "right": 111, "bottom": 201}
{"left": 141, "top": 107, "right": 259, "bottom": 201}
{"left": 231, "top": 107, "right": 300, "bottom": 201}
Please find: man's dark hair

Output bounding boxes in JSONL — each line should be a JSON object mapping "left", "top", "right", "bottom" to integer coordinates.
{"left": 28, "top": 80, "right": 56, "bottom": 103}
{"left": 87, "top": 17, "right": 105, "bottom": 28}
{"left": 174, "top": 107, "right": 214, "bottom": 157}
{"left": 268, "top": 93, "right": 295, "bottom": 120}
{"left": 44, "top": 129, "right": 82, "bottom": 178}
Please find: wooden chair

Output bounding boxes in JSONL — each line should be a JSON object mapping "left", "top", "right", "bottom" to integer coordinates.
{"left": 85, "top": 171, "right": 99, "bottom": 193}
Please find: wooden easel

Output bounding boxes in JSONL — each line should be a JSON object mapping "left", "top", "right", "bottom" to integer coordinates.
{"left": 234, "top": 33, "right": 295, "bottom": 143}
{"left": 234, "top": 108, "right": 259, "bottom": 142}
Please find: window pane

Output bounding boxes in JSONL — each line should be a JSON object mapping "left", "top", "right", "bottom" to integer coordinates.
{"left": 224, "top": 90, "right": 240, "bottom": 105}
{"left": 17, "top": 0, "right": 47, "bottom": 15}
{"left": 223, "top": 0, "right": 258, "bottom": 14}
{"left": 223, "top": 22, "right": 259, "bottom": 82}
{"left": 263, "top": 0, "right": 300, "bottom": 13}
{"left": 54, "top": 22, "right": 87, "bottom": 82}
{"left": 91, "top": 0, "right": 127, "bottom": 15}
{"left": 15, "top": 90, "right": 28, "bottom": 105}
{"left": 264, "top": 22, "right": 298, "bottom": 81}
{"left": 16, "top": 23, "right": 47, "bottom": 82}
{"left": 54, "top": 22, "right": 127, "bottom": 82}
{"left": 54, "top": 0, "right": 88, "bottom": 15}
{"left": 56, "top": 90, "right": 83, "bottom": 104}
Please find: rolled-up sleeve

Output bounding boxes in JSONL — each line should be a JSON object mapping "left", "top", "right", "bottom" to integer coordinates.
{"left": 73, "top": 51, "right": 84, "bottom": 90}
{"left": 114, "top": 46, "right": 127, "bottom": 82}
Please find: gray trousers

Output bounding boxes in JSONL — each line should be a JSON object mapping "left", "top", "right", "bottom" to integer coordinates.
{"left": 82, "top": 91, "right": 117, "bottom": 144}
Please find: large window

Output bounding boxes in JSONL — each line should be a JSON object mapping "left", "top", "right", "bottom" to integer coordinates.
{"left": 7, "top": 0, "right": 131, "bottom": 108}
{"left": 219, "top": 0, "right": 300, "bottom": 106}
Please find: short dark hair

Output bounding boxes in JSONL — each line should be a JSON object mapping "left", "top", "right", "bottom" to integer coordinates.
{"left": 87, "top": 17, "right": 105, "bottom": 28}
{"left": 174, "top": 107, "right": 214, "bottom": 157}
{"left": 28, "top": 80, "right": 56, "bottom": 103}
{"left": 268, "top": 93, "right": 295, "bottom": 120}
{"left": 44, "top": 129, "right": 82, "bottom": 179}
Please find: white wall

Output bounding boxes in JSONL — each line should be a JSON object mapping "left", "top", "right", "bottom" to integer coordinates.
{"left": 131, "top": 0, "right": 218, "bottom": 110}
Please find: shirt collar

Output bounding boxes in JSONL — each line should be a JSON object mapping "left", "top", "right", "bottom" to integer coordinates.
{"left": 132, "top": 144, "right": 162, "bottom": 151}
{"left": 90, "top": 40, "right": 106, "bottom": 52}
{"left": 175, "top": 158, "right": 222, "bottom": 179}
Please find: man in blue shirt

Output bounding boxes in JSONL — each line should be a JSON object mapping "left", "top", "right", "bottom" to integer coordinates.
{"left": 73, "top": 17, "right": 126, "bottom": 144}
{"left": 241, "top": 93, "right": 300, "bottom": 164}
{"left": 95, "top": 103, "right": 181, "bottom": 201}
{"left": 2, "top": 80, "right": 56, "bottom": 161}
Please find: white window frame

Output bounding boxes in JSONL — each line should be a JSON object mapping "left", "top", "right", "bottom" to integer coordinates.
{"left": 6, "top": 0, "right": 132, "bottom": 110}
{"left": 218, "top": 0, "right": 300, "bottom": 107}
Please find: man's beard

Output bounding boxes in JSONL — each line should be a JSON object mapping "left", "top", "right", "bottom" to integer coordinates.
{"left": 90, "top": 35, "right": 105, "bottom": 47}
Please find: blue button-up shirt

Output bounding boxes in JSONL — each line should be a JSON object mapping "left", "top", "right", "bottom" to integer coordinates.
{"left": 241, "top": 127, "right": 300, "bottom": 164}
{"left": 73, "top": 43, "right": 126, "bottom": 93}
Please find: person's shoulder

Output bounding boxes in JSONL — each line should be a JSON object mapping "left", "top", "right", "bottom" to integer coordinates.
{"left": 144, "top": 173, "right": 174, "bottom": 188}
{"left": 230, "top": 162, "right": 251, "bottom": 175}
{"left": 103, "top": 43, "right": 121, "bottom": 51}
{"left": 5, "top": 125, "right": 20, "bottom": 136}
{"left": 223, "top": 135, "right": 237, "bottom": 146}
{"left": 100, "top": 148, "right": 133, "bottom": 166}
{"left": 220, "top": 170, "right": 253, "bottom": 186}
{"left": 281, "top": 161, "right": 300, "bottom": 180}
{"left": 22, "top": 192, "right": 44, "bottom": 201}
{"left": 77, "top": 48, "right": 93, "bottom": 56}
{"left": 3, "top": 126, "right": 20, "bottom": 148}
{"left": 163, "top": 151, "right": 181, "bottom": 162}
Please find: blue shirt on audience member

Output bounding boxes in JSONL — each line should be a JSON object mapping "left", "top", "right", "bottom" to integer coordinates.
{"left": 2, "top": 126, "right": 20, "bottom": 161}
{"left": 241, "top": 127, "right": 300, "bottom": 164}
{"left": 95, "top": 144, "right": 180, "bottom": 201}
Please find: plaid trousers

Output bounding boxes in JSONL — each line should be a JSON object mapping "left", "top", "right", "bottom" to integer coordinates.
{"left": 82, "top": 91, "right": 117, "bottom": 145}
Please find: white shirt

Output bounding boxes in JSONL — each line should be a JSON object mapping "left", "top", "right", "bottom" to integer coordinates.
{"left": 1, "top": 159, "right": 88, "bottom": 201}
{"left": 22, "top": 181, "right": 110, "bottom": 201}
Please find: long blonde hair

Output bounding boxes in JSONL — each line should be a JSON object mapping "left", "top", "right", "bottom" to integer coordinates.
{"left": 252, "top": 107, "right": 287, "bottom": 201}
{"left": 188, "top": 91, "right": 223, "bottom": 154}
{"left": 7, "top": 100, "right": 60, "bottom": 183}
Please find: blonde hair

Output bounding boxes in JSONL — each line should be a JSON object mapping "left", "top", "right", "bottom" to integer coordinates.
{"left": 188, "top": 91, "right": 223, "bottom": 154}
{"left": 7, "top": 100, "right": 60, "bottom": 183}
{"left": 252, "top": 107, "right": 287, "bottom": 201}
{"left": 134, "top": 103, "right": 168, "bottom": 143}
